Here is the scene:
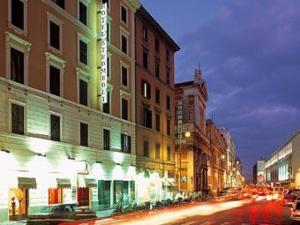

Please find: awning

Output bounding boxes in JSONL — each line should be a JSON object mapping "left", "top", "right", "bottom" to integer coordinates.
{"left": 18, "top": 177, "right": 37, "bottom": 189}
{"left": 56, "top": 178, "right": 71, "bottom": 189}
{"left": 85, "top": 179, "right": 97, "bottom": 188}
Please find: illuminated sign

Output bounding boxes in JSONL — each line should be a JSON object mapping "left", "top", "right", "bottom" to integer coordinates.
{"left": 100, "top": 2, "right": 108, "bottom": 103}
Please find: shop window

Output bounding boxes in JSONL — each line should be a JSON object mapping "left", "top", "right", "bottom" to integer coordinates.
{"left": 11, "top": 0, "right": 24, "bottom": 30}
{"left": 48, "top": 188, "right": 63, "bottom": 204}
{"left": 98, "top": 180, "right": 111, "bottom": 207}
{"left": 80, "top": 122, "right": 88, "bottom": 146}
{"left": 50, "top": 114, "right": 60, "bottom": 141}
{"left": 11, "top": 103, "right": 24, "bottom": 135}
{"left": 103, "top": 129, "right": 110, "bottom": 150}
{"left": 121, "top": 134, "right": 131, "bottom": 153}
{"left": 11, "top": 48, "right": 24, "bottom": 84}
{"left": 114, "top": 181, "right": 129, "bottom": 205}
{"left": 49, "top": 65, "right": 61, "bottom": 96}
{"left": 77, "top": 187, "right": 89, "bottom": 206}
{"left": 9, "top": 188, "right": 28, "bottom": 218}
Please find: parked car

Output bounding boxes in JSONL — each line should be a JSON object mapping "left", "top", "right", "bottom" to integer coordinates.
{"left": 26, "top": 203, "right": 97, "bottom": 225}
{"left": 290, "top": 200, "right": 300, "bottom": 224}
{"left": 283, "top": 194, "right": 298, "bottom": 206}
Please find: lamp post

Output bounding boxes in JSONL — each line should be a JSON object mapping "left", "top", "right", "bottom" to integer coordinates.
{"left": 178, "top": 130, "right": 191, "bottom": 191}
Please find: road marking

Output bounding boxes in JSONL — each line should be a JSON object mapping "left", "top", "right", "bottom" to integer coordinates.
{"left": 181, "top": 221, "right": 199, "bottom": 225}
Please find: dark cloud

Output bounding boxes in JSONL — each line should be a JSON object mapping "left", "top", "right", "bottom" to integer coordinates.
{"left": 176, "top": 0, "right": 300, "bottom": 179}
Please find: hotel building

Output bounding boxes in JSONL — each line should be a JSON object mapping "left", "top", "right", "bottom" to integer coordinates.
{"left": 0, "top": 0, "right": 139, "bottom": 222}
{"left": 135, "top": 6, "right": 180, "bottom": 201}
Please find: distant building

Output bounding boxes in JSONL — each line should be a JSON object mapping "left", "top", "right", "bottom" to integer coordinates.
{"left": 265, "top": 131, "right": 300, "bottom": 188}
{"left": 219, "top": 127, "right": 236, "bottom": 188}
{"left": 253, "top": 160, "right": 265, "bottom": 185}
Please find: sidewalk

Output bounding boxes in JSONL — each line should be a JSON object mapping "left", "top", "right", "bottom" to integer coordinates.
{"left": 0, "top": 220, "right": 26, "bottom": 225}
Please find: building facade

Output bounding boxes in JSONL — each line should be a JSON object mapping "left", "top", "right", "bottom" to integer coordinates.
{"left": 134, "top": 6, "right": 180, "bottom": 202}
{"left": 0, "top": 0, "right": 139, "bottom": 222}
{"left": 175, "top": 67, "right": 209, "bottom": 193}
{"left": 206, "top": 120, "right": 226, "bottom": 192}
{"left": 219, "top": 127, "right": 236, "bottom": 188}
{"left": 265, "top": 131, "right": 300, "bottom": 189}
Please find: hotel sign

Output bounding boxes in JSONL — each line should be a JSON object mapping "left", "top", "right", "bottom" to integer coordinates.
{"left": 100, "top": 2, "right": 108, "bottom": 103}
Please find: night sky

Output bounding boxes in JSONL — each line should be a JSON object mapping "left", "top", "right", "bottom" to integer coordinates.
{"left": 140, "top": 0, "right": 300, "bottom": 179}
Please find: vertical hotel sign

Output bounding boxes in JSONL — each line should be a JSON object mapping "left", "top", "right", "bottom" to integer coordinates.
{"left": 100, "top": 1, "right": 108, "bottom": 103}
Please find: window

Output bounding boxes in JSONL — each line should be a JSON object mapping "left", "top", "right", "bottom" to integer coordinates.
{"left": 155, "top": 143, "right": 160, "bottom": 160}
{"left": 49, "top": 65, "right": 60, "bottom": 96}
{"left": 121, "top": 5, "right": 127, "bottom": 24}
{"left": 79, "top": 79, "right": 88, "bottom": 106}
{"left": 79, "top": 39, "right": 88, "bottom": 65}
{"left": 50, "top": 114, "right": 60, "bottom": 141}
{"left": 166, "top": 68, "right": 170, "bottom": 85}
{"left": 107, "top": 56, "right": 111, "bottom": 78}
{"left": 11, "top": 103, "right": 24, "bottom": 135}
{"left": 121, "top": 35, "right": 128, "bottom": 54}
{"left": 142, "top": 80, "right": 151, "bottom": 99}
{"left": 121, "top": 66, "right": 128, "bottom": 87}
{"left": 80, "top": 122, "right": 88, "bottom": 146}
{"left": 51, "top": 0, "right": 65, "bottom": 9}
{"left": 121, "top": 134, "right": 131, "bottom": 153}
{"left": 143, "top": 140, "right": 149, "bottom": 157}
{"left": 167, "top": 146, "right": 171, "bottom": 161}
{"left": 11, "top": 0, "right": 24, "bottom": 30}
{"left": 155, "top": 113, "right": 160, "bottom": 131}
{"left": 79, "top": 1, "right": 87, "bottom": 25}
{"left": 167, "top": 118, "right": 171, "bottom": 135}
{"left": 155, "top": 89, "right": 160, "bottom": 104}
{"left": 121, "top": 98, "right": 128, "bottom": 120}
{"left": 143, "top": 27, "right": 148, "bottom": 42}
{"left": 107, "top": 22, "right": 110, "bottom": 42}
{"left": 155, "top": 61, "right": 160, "bottom": 78}
{"left": 143, "top": 108, "right": 152, "bottom": 129}
{"left": 103, "top": 129, "right": 110, "bottom": 150}
{"left": 166, "top": 96, "right": 170, "bottom": 110}
{"left": 11, "top": 48, "right": 24, "bottom": 84}
{"left": 143, "top": 50, "right": 148, "bottom": 69}
{"left": 50, "top": 21, "right": 60, "bottom": 50}
{"left": 155, "top": 38, "right": 159, "bottom": 52}
{"left": 102, "top": 91, "right": 110, "bottom": 113}
{"left": 166, "top": 49, "right": 170, "bottom": 62}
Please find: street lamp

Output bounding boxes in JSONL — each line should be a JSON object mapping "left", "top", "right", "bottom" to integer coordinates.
{"left": 178, "top": 130, "right": 191, "bottom": 191}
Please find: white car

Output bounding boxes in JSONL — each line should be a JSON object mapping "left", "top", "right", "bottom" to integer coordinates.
{"left": 290, "top": 200, "right": 300, "bottom": 224}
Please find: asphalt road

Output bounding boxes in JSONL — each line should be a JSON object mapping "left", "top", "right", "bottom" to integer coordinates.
{"left": 166, "top": 199, "right": 291, "bottom": 225}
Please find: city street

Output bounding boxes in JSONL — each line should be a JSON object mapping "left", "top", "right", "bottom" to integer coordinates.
{"left": 63, "top": 197, "right": 292, "bottom": 225}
